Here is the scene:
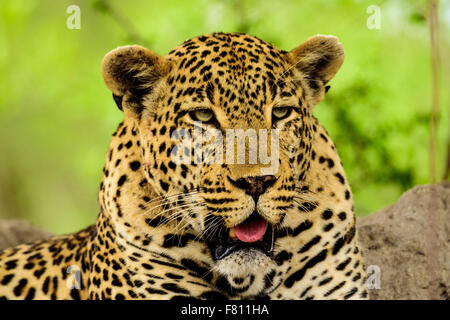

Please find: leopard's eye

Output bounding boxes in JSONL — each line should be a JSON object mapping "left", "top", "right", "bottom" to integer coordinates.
{"left": 190, "top": 109, "right": 214, "bottom": 123}
{"left": 272, "top": 107, "right": 293, "bottom": 121}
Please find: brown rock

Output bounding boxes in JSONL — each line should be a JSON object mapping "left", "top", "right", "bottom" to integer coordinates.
{"left": 358, "top": 182, "right": 449, "bottom": 300}
{"left": 0, "top": 219, "right": 52, "bottom": 250}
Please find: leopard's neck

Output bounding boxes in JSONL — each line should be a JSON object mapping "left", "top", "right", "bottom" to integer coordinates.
{"left": 98, "top": 119, "right": 178, "bottom": 247}
{"left": 90, "top": 119, "right": 218, "bottom": 299}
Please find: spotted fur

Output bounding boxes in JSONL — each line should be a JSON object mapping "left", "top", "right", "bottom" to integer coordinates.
{"left": 0, "top": 33, "right": 367, "bottom": 300}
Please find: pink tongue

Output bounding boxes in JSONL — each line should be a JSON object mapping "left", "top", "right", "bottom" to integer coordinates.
{"left": 234, "top": 216, "right": 267, "bottom": 243}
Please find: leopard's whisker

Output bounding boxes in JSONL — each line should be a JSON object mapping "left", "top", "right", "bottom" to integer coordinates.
{"left": 142, "top": 192, "right": 202, "bottom": 219}
{"left": 140, "top": 191, "right": 200, "bottom": 212}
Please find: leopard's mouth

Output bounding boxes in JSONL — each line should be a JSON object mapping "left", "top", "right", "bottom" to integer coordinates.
{"left": 204, "top": 212, "right": 274, "bottom": 260}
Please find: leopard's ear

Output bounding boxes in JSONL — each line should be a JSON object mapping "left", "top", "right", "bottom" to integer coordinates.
{"left": 102, "top": 45, "right": 172, "bottom": 115}
{"left": 286, "top": 35, "right": 344, "bottom": 107}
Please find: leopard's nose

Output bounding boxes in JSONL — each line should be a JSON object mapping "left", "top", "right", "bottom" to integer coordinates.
{"left": 229, "top": 175, "right": 277, "bottom": 199}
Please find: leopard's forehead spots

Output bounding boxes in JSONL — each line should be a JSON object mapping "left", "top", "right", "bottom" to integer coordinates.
{"left": 164, "top": 33, "right": 299, "bottom": 127}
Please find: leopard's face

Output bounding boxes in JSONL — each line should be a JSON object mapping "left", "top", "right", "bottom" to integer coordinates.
{"left": 102, "top": 32, "right": 344, "bottom": 296}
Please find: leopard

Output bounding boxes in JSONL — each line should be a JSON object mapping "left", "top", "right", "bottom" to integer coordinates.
{"left": 0, "top": 32, "right": 368, "bottom": 300}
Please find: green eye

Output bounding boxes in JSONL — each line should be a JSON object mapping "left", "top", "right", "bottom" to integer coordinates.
{"left": 272, "top": 107, "right": 292, "bottom": 121}
{"left": 190, "top": 109, "right": 214, "bottom": 123}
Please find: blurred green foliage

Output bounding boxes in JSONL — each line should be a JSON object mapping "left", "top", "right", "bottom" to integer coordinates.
{"left": 0, "top": 0, "right": 448, "bottom": 234}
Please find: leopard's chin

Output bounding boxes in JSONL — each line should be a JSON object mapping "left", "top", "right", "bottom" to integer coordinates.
{"left": 203, "top": 211, "right": 282, "bottom": 295}
{"left": 215, "top": 247, "right": 278, "bottom": 296}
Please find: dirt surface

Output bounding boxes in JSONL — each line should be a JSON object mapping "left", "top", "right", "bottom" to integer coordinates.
{"left": 0, "top": 219, "right": 52, "bottom": 250}
{"left": 0, "top": 183, "right": 448, "bottom": 299}
{"left": 358, "top": 182, "right": 449, "bottom": 300}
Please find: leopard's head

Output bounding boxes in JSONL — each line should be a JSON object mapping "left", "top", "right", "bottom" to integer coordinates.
{"left": 102, "top": 33, "right": 344, "bottom": 296}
